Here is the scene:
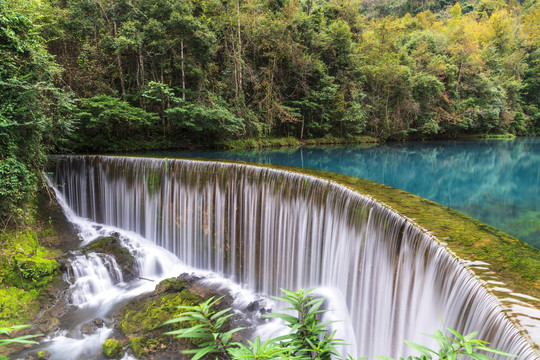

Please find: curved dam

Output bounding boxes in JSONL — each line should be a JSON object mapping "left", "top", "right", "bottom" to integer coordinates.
{"left": 51, "top": 155, "right": 537, "bottom": 359}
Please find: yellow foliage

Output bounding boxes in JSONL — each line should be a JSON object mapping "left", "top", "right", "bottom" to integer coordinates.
{"left": 523, "top": 6, "right": 540, "bottom": 47}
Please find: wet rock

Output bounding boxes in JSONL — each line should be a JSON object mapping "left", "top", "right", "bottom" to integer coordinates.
{"left": 247, "top": 300, "right": 260, "bottom": 312}
{"left": 83, "top": 236, "right": 136, "bottom": 281}
{"left": 81, "top": 318, "right": 105, "bottom": 335}
{"left": 23, "top": 274, "right": 71, "bottom": 336}
{"left": 247, "top": 300, "right": 272, "bottom": 317}
{"left": 109, "top": 273, "right": 254, "bottom": 359}
{"left": 22, "top": 350, "right": 52, "bottom": 360}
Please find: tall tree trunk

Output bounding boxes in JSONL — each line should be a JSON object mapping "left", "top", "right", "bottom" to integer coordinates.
{"left": 237, "top": 0, "right": 243, "bottom": 97}
{"left": 113, "top": 21, "right": 126, "bottom": 99}
{"left": 181, "top": 38, "right": 186, "bottom": 101}
{"left": 139, "top": 49, "right": 145, "bottom": 109}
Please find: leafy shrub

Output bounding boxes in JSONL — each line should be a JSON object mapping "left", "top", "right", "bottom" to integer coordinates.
{"left": 166, "top": 100, "right": 244, "bottom": 145}
{"left": 165, "top": 288, "right": 517, "bottom": 360}
{"left": 69, "top": 95, "right": 160, "bottom": 153}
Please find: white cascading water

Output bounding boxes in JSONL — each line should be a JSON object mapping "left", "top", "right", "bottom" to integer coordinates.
{"left": 66, "top": 253, "right": 124, "bottom": 308}
{"left": 40, "top": 172, "right": 259, "bottom": 360}
{"left": 49, "top": 155, "right": 538, "bottom": 359}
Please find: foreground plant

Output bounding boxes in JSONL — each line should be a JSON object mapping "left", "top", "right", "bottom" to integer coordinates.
{"left": 165, "top": 288, "right": 516, "bottom": 360}
{"left": 0, "top": 325, "right": 42, "bottom": 360}
{"left": 163, "top": 296, "right": 245, "bottom": 360}
{"left": 265, "top": 288, "right": 345, "bottom": 359}
{"left": 164, "top": 288, "right": 344, "bottom": 359}
{"left": 376, "top": 328, "right": 517, "bottom": 360}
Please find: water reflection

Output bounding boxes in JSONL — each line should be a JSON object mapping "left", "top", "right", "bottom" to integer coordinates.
{"left": 146, "top": 138, "right": 540, "bottom": 249}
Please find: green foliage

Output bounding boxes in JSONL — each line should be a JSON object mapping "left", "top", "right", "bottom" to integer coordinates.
{"left": 221, "top": 137, "right": 302, "bottom": 149}
{"left": 69, "top": 95, "right": 160, "bottom": 153}
{"left": 163, "top": 296, "right": 245, "bottom": 360}
{"left": 0, "top": 229, "right": 59, "bottom": 326}
{"left": 0, "top": 3, "right": 73, "bottom": 226}
{"left": 102, "top": 338, "right": 124, "bottom": 359}
{"left": 376, "top": 328, "right": 517, "bottom": 360}
{"left": 0, "top": 324, "right": 41, "bottom": 358}
{"left": 265, "top": 288, "right": 344, "bottom": 360}
{"left": 3, "top": 0, "right": 539, "bottom": 158}
{"left": 167, "top": 288, "right": 516, "bottom": 360}
{"left": 164, "top": 288, "right": 344, "bottom": 359}
{"left": 0, "top": 158, "right": 36, "bottom": 225}
{"left": 166, "top": 100, "right": 244, "bottom": 144}
{"left": 226, "top": 337, "right": 295, "bottom": 359}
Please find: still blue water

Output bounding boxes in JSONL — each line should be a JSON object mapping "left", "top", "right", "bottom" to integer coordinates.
{"left": 151, "top": 138, "right": 540, "bottom": 249}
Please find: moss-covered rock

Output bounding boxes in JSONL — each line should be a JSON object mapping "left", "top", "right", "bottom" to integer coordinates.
{"left": 84, "top": 236, "right": 136, "bottom": 281}
{"left": 111, "top": 274, "right": 253, "bottom": 359}
{"left": 116, "top": 277, "right": 201, "bottom": 358}
{"left": 37, "top": 350, "right": 51, "bottom": 359}
{"left": 0, "top": 229, "right": 61, "bottom": 328}
{"left": 129, "top": 336, "right": 147, "bottom": 358}
{"left": 0, "top": 231, "right": 60, "bottom": 291}
{"left": 102, "top": 338, "right": 124, "bottom": 359}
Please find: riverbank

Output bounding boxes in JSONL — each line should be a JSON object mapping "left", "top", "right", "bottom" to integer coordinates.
{"left": 153, "top": 133, "right": 520, "bottom": 151}
{"left": 218, "top": 135, "right": 379, "bottom": 149}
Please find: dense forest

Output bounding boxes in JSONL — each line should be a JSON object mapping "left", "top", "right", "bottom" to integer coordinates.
{"left": 1, "top": 0, "right": 540, "bottom": 225}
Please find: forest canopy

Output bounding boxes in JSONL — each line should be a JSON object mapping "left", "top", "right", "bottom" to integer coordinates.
{"left": 1, "top": 0, "right": 540, "bottom": 223}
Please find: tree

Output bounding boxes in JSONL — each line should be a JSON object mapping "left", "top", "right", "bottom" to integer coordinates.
{"left": 0, "top": 4, "right": 74, "bottom": 227}
{"left": 68, "top": 95, "right": 159, "bottom": 153}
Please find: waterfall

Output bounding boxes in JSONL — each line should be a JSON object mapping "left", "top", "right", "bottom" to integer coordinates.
{"left": 39, "top": 173, "right": 258, "bottom": 360}
{"left": 50, "top": 155, "right": 537, "bottom": 359}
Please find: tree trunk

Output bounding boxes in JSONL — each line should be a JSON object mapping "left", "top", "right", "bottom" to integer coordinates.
{"left": 139, "top": 49, "right": 146, "bottom": 109}
{"left": 113, "top": 21, "right": 126, "bottom": 99}
{"left": 181, "top": 38, "right": 186, "bottom": 101}
{"left": 237, "top": 0, "right": 243, "bottom": 96}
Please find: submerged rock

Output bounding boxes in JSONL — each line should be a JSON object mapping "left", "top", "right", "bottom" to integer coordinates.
{"left": 108, "top": 273, "right": 254, "bottom": 359}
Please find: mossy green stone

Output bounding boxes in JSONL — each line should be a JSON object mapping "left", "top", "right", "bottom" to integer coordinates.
{"left": 119, "top": 278, "right": 204, "bottom": 358}
{"left": 0, "top": 229, "right": 60, "bottom": 326}
{"left": 129, "top": 336, "right": 168, "bottom": 358}
{"left": 130, "top": 336, "right": 147, "bottom": 358}
{"left": 102, "top": 338, "right": 123, "bottom": 359}
{"left": 36, "top": 350, "right": 50, "bottom": 359}
{"left": 121, "top": 289, "right": 199, "bottom": 334}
